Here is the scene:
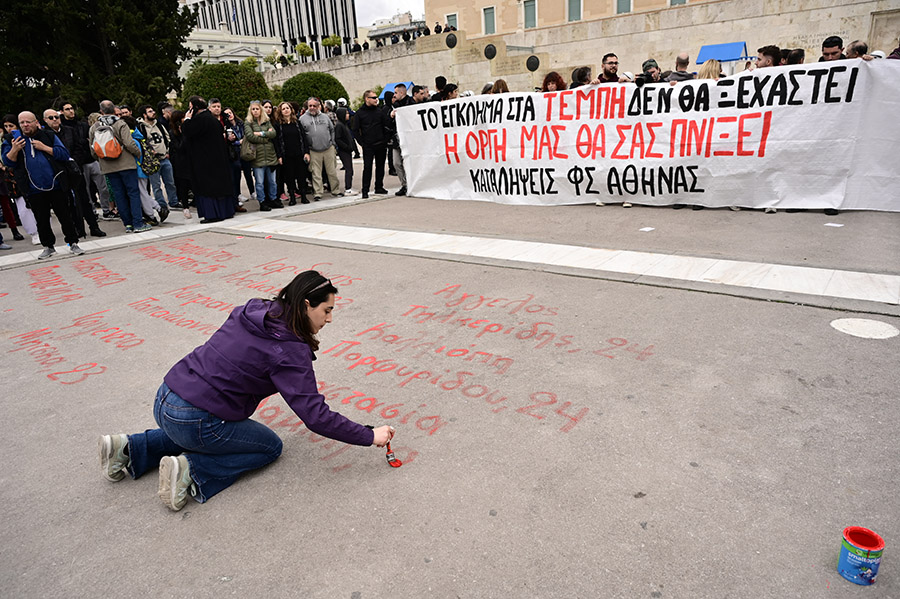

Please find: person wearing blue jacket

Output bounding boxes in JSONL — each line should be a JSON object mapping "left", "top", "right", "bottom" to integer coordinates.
{"left": 99, "top": 270, "right": 395, "bottom": 512}
{"left": 1, "top": 111, "right": 83, "bottom": 258}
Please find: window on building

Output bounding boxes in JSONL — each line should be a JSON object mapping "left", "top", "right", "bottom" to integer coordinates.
{"left": 670, "top": 0, "right": 686, "bottom": 4}
{"left": 617, "top": 0, "right": 632, "bottom": 14}
{"left": 483, "top": 7, "right": 495, "bottom": 35}
{"left": 524, "top": 0, "right": 536, "bottom": 29}
{"left": 447, "top": 14, "right": 458, "bottom": 29}
{"left": 567, "top": 0, "right": 581, "bottom": 22}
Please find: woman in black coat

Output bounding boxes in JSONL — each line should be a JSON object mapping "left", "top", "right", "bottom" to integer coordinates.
{"left": 167, "top": 110, "right": 193, "bottom": 219}
{"left": 181, "top": 96, "right": 235, "bottom": 223}
{"left": 274, "top": 102, "right": 309, "bottom": 205}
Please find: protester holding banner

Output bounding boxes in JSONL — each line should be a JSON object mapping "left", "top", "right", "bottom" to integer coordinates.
{"left": 542, "top": 72, "right": 567, "bottom": 92}
{"left": 396, "top": 61, "right": 899, "bottom": 212}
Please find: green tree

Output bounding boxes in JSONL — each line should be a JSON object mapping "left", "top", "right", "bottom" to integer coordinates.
{"left": 295, "top": 43, "right": 314, "bottom": 58}
{"left": 322, "top": 35, "right": 342, "bottom": 48}
{"left": 181, "top": 62, "right": 270, "bottom": 116}
{"left": 282, "top": 72, "right": 349, "bottom": 104}
{"left": 269, "top": 85, "right": 284, "bottom": 105}
{"left": 1, "top": 0, "right": 198, "bottom": 115}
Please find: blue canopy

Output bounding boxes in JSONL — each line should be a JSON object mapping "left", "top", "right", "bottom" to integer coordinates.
{"left": 380, "top": 81, "right": 414, "bottom": 99}
{"left": 696, "top": 42, "right": 750, "bottom": 64}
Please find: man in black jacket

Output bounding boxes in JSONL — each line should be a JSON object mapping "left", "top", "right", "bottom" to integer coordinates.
{"left": 44, "top": 108, "right": 105, "bottom": 238}
{"left": 351, "top": 90, "right": 390, "bottom": 199}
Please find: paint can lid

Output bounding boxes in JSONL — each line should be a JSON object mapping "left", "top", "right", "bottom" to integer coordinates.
{"left": 843, "top": 527, "right": 885, "bottom": 551}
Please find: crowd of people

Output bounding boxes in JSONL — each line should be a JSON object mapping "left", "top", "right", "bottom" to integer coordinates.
{"left": 0, "top": 91, "right": 410, "bottom": 257}
{"left": 346, "top": 21, "right": 459, "bottom": 53}
{"left": 2, "top": 34, "right": 896, "bottom": 254}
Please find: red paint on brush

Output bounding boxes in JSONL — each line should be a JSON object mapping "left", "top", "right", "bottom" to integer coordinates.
{"left": 385, "top": 441, "right": 402, "bottom": 467}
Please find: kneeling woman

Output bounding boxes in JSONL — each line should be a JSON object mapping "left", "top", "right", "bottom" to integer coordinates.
{"left": 99, "top": 271, "right": 394, "bottom": 511}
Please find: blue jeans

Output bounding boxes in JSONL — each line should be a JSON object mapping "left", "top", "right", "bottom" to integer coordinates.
{"left": 126, "top": 383, "right": 283, "bottom": 503}
{"left": 106, "top": 169, "right": 143, "bottom": 229}
{"left": 252, "top": 166, "right": 276, "bottom": 202}
{"left": 149, "top": 158, "right": 179, "bottom": 208}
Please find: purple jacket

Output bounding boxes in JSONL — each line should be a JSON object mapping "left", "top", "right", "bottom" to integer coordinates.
{"left": 164, "top": 298, "right": 374, "bottom": 446}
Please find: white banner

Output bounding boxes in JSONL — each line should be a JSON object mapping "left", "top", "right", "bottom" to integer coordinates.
{"left": 397, "top": 61, "right": 900, "bottom": 211}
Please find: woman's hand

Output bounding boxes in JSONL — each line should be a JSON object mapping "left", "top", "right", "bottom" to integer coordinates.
{"left": 278, "top": 157, "right": 282, "bottom": 165}
{"left": 371, "top": 425, "right": 395, "bottom": 447}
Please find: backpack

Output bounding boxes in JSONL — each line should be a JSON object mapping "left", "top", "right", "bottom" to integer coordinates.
{"left": 92, "top": 121, "right": 123, "bottom": 159}
{"left": 137, "top": 136, "right": 161, "bottom": 174}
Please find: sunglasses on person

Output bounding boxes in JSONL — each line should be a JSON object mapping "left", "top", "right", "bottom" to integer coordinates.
{"left": 45, "top": 115, "right": 60, "bottom": 120}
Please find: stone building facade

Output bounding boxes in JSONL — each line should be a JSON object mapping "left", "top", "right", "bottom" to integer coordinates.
{"left": 185, "top": 0, "right": 358, "bottom": 60}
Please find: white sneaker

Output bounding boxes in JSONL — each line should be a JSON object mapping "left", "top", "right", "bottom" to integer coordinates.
{"left": 238, "top": 194, "right": 248, "bottom": 203}
{"left": 32, "top": 234, "right": 41, "bottom": 245}
{"left": 250, "top": 192, "right": 257, "bottom": 201}
{"left": 344, "top": 189, "right": 357, "bottom": 196}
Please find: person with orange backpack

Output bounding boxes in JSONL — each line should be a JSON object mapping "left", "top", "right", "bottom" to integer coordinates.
{"left": 88, "top": 100, "right": 149, "bottom": 233}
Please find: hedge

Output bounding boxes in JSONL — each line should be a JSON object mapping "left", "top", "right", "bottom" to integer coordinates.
{"left": 181, "top": 62, "right": 270, "bottom": 116}
{"left": 281, "top": 72, "right": 349, "bottom": 105}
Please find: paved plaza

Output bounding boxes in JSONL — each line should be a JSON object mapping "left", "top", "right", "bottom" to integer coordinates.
{"left": 1, "top": 175, "right": 898, "bottom": 597}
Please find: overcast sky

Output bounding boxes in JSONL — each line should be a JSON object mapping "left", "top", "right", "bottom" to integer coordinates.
{"left": 356, "top": 0, "right": 425, "bottom": 27}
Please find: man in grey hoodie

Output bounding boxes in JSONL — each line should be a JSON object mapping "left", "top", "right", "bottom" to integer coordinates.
{"left": 300, "top": 97, "right": 343, "bottom": 201}
{"left": 664, "top": 53, "right": 695, "bottom": 82}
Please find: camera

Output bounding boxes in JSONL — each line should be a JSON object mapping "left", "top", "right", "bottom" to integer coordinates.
{"left": 634, "top": 72, "right": 655, "bottom": 88}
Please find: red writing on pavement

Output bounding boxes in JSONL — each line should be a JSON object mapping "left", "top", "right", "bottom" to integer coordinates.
{"left": 163, "top": 238, "right": 239, "bottom": 261}
{"left": 400, "top": 304, "right": 654, "bottom": 360}
{"left": 69, "top": 257, "right": 128, "bottom": 287}
{"left": 322, "top": 339, "right": 588, "bottom": 433}
{"left": 165, "top": 284, "right": 239, "bottom": 313}
{"left": 254, "top": 395, "right": 419, "bottom": 471}
{"left": 353, "top": 323, "right": 513, "bottom": 374}
{"left": 131, "top": 245, "right": 227, "bottom": 274}
{"left": 56, "top": 310, "right": 145, "bottom": 349}
{"left": 8, "top": 328, "right": 108, "bottom": 383}
{"left": 27, "top": 265, "right": 85, "bottom": 305}
{"left": 252, "top": 259, "right": 363, "bottom": 286}
{"left": 128, "top": 298, "right": 221, "bottom": 336}
{"left": 433, "top": 283, "right": 558, "bottom": 316}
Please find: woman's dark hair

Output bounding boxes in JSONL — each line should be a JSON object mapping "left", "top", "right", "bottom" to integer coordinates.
{"left": 336, "top": 107, "right": 349, "bottom": 122}
{"left": 3, "top": 113, "right": 18, "bottom": 127}
{"left": 170, "top": 110, "right": 186, "bottom": 134}
{"left": 542, "top": 71, "right": 566, "bottom": 92}
{"left": 274, "top": 271, "right": 337, "bottom": 351}
{"left": 490, "top": 79, "right": 509, "bottom": 94}
{"left": 120, "top": 115, "right": 138, "bottom": 129}
{"left": 439, "top": 83, "right": 458, "bottom": 101}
